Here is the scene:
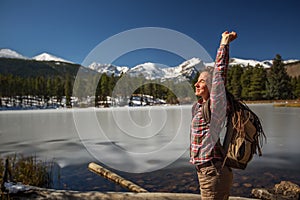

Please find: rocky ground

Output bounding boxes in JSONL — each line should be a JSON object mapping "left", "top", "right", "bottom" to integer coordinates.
{"left": 252, "top": 181, "right": 300, "bottom": 200}
{"left": 4, "top": 190, "right": 258, "bottom": 200}
{"left": 3, "top": 181, "right": 299, "bottom": 200}
{"left": 3, "top": 161, "right": 299, "bottom": 199}
{"left": 55, "top": 163, "right": 299, "bottom": 198}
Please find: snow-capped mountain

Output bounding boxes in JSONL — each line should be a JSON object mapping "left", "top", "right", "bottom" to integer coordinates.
{"left": 88, "top": 57, "right": 206, "bottom": 81}
{"left": 89, "top": 63, "right": 129, "bottom": 76}
{"left": 0, "top": 48, "right": 72, "bottom": 63}
{"left": 1, "top": 48, "right": 299, "bottom": 81}
{"left": 0, "top": 49, "right": 29, "bottom": 59}
{"left": 128, "top": 62, "right": 168, "bottom": 79}
{"left": 230, "top": 58, "right": 298, "bottom": 68}
{"left": 87, "top": 56, "right": 300, "bottom": 81}
{"left": 230, "top": 58, "right": 271, "bottom": 68}
{"left": 169, "top": 57, "right": 205, "bottom": 79}
{"left": 33, "top": 53, "right": 72, "bottom": 63}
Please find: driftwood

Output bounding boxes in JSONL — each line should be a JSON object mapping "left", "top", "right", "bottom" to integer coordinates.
{"left": 88, "top": 162, "right": 148, "bottom": 193}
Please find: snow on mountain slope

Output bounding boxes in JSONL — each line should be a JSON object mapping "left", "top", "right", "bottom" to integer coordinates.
{"left": 230, "top": 58, "right": 271, "bottom": 68}
{"left": 2, "top": 48, "right": 299, "bottom": 80}
{"left": 33, "top": 53, "right": 72, "bottom": 63}
{"left": 162, "top": 57, "right": 205, "bottom": 79}
{"left": 128, "top": 62, "right": 167, "bottom": 79}
{"left": 88, "top": 58, "right": 207, "bottom": 81}
{"left": 0, "top": 49, "right": 29, "bottom": 59}
{"left": 89, "top": 62, "right": 129, "bottom": 76}
{"left": 230, "top": 58, "right": 299, "bottom": 68}
{"left": 283, "top": 59, "right": 299, "bottom": 64}
{"left": 88, "top": 57, "right": 300, "bottom": 81}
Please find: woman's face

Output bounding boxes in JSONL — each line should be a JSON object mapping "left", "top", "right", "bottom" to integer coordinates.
{"left": 194, "top": 72, "right": 210, "bottom": 99}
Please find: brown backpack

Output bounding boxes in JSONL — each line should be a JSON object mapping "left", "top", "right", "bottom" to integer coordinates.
{"left": 202, "top": 91, "right": 266, "bottom": 170}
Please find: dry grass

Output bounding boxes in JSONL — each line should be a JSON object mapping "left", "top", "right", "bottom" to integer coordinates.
{"left": 0, "top": 154, "right": 55, "bottom": 188}
{"left": 243, "top": 99, "right": 300, "bottom": 108}
{"left": 273, "top": 103, "right": 300, "bottom": 107}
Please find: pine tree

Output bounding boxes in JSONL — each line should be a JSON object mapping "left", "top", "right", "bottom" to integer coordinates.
{"left": 291, "top": 76, "right": 300, "bottom": 99}
{"left": 95, "top": 77, "right": 101, "bottom": 107}
{"left": 54, "top": 76, "right": 63, "bottom": 105}
{"left": 240, "top": 65, "right": 253, "bottom": 100}
{"left": 227, "top": 65, "right": 243, "bottom": 98}
{"left": 166, "top": 90, "right": 179, "bottom": 104}
{"left": 45, "top": 78, "right": 53, "bottom": 106}
{"left": 109, "top": 74, "right": 117, "bottom": 94}
{"left": 266, "top": 54, "right": 292, "bottom": 100}
{"left": 100, "top": 73, "right": 109, "bottom": 106}
{"left": 248, "top": 65, "right": 267, "bottom": 100}
{"left": 296, "top": 77, "right": 300, "bottom": 99}
{"left": 64, "top": 74, "right": 72, "bottom": 107}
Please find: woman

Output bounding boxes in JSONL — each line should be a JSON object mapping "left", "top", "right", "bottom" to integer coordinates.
{"left": 190, "top": 31, "right": 237, "bottom": 200}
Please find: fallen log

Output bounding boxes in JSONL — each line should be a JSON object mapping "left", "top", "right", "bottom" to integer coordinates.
{"left": 88, "top": 162, "right": 148, "bottom": 193}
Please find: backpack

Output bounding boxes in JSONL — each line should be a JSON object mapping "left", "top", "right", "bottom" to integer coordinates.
{"left": 202, "top": 90, "right": 266, "bottom": 170}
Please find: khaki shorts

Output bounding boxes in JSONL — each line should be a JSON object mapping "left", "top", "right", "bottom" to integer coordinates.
{"left": 196, "top": 160, "right": 233, "bottom": 200}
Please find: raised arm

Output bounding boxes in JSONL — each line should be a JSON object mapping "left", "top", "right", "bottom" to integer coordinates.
{"left": 207, "top": 31, "right": 237, "bottom": 149}
{"left": 215, "top": 31, "right": 237, "bottom": 85}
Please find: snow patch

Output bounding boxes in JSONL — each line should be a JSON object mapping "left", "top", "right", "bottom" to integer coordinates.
{"left": 33, "top": 53, "right": 72, "bottom": 63}
{"left": 0, "top": 49, "right": 29, "bottom": 59}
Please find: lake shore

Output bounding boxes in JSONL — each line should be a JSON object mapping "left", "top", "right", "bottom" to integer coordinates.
{"left": 1, "top": 99, "right": 300, "bottom": 111}
{"left": 5, "top": 160, "right": 299, "bottom": 199}
{"left": 52, "top": 161, "right": 300, "bottom": 198}
{"left": 7, "top": 181, "right": 299, "bottom": 200}
{"left": 245, "top": 99, "right": 300, "bottom": 107}
{"left": 7, "top": 190, "right": 258, "bottom": 200}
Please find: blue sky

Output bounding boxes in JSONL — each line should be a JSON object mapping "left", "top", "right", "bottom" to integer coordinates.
{"left": 1, "top": 0, "right": 300, "bottom": 67}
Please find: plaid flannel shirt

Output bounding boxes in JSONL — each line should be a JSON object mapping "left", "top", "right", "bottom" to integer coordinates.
{"left": 190, "top": 45, "right": 229, "bottom": 165}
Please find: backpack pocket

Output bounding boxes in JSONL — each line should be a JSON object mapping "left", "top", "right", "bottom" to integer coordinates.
{"left": 227, "top": 134, "right": 253, "bottom": 166}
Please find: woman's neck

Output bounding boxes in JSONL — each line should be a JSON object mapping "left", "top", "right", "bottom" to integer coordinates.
{"left": 202, "top": 95, "right": 209, "bottom": 103}
{"left": 198, "top": 96, "right": 209, "bottom": 104}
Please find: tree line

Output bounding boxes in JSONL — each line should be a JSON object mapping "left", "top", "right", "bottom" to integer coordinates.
{"left": 1, "top": 54, "right": 300, "bottom": 108}
{"left": 191, "top": 54, "right": 300, "bottom": 101}
{"left": 0, "top": 71, "right": 192, "bottom": 108}
{"left": 226, "top": 54, "right": 300, "bottom": 100}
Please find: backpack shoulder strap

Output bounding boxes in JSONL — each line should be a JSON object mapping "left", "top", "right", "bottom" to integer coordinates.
{"left": 202, "top": 99, "right": 211, "bottom": 123}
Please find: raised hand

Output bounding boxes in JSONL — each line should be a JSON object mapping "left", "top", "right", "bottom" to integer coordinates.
{"left": 220, "top": 31, "right": 237, "bottom": 45}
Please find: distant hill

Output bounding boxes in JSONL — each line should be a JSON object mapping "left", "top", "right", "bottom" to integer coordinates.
{"left": 0, "top": 57, "right": 80, "bottom": 78}
{"left": 1, "top": 57, "right": 300, "bottom": 81}
{"left": 285, "top": 61, "right": 300, "bottom": 78}
{"left": 0, "top": 48, "right": 73, "bottom": 63}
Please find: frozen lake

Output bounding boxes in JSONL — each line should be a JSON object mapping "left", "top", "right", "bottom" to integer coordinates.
{"left": 1, "top": 104, "right": 300, "bottom": 194}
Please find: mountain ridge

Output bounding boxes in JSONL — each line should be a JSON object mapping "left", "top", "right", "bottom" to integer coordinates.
{"left": 0, "top": 48, "right": 73, "bottom": 63}
{"left": 88, "top": 57, "right": 300, "bottom": 81}
{"left": 1, "top": 48, "right": 299, "bottom": 80}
